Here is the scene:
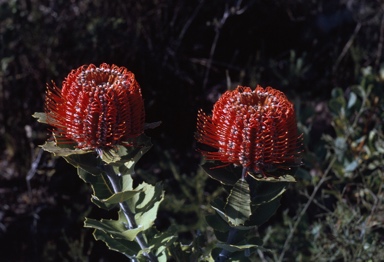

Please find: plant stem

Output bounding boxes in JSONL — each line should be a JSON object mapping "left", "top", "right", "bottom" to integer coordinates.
{"left": 103, "top": 165, "right": 158, "bottom": 262}
{"left": 216, "top": 227, "right": 238, "bottom": 262}
{"left": 215, "top": 166, "right": 247, "bottom": 261}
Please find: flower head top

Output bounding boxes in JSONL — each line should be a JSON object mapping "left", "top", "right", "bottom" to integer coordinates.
{"left": 196, "top": 85, "right": 302, "bottom": 177}
{"left": 45, "top": 63, "right": 145, "bottom": 150}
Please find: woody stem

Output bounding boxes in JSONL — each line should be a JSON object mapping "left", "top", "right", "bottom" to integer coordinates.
{"left": 103, "top": 165, "right": 158, "bottom": 262}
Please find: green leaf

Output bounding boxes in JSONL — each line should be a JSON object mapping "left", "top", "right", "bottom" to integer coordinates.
{"left": 132, "top": 182, "right": 164, "bottom": 231}
{"left": 205, "top": 213, "right": 231, "bottom": 233}
{"left": 41, "top": 141, "right": 92, "bottom": 157}
{"left": 347, "top": 92, "right": 357, "bottom": 109}
{"left": 147, "top": 226, "right": 177, "bottom": 257}
{"left": 247, "top": 179, "right": 288, "bottom": 204}
{"left": 211, "top": 236, "right": 262, "bottom": 261}
{"left": 247, "top": 172, "right": 296, "bottom": 182}
{"left": 211, "top": 199, "right": 231, "bottom": 225}
{"left": 213, "top": 228, "right": 246, "bottom": 243}
{"left": 73, "top": 167, "right": 116, "bottom": 210}
{"left": 92, "top": 228, "right": 141, "bottom": 257}
{"left": 98, "top": 174, "right": 142, "bottom": 205}
{"left": 201, "top": 162, "right": 241, "bottom": 185}
{"left": 168, "top": 233, "right": 207, "bottom": 262}
{"left": 100, "top": 134, "right": 152, "bottom": 168}
{"left": 64, "top": 152, "right": 102, "bottom": 176}
{"left": 329, "top": 87, "right": 346, "bottom": 116}
{"left": 102, "top": 189, "right": 143, "bottom": 204}
{"left": 224, "top": 179, "right": 251, "bottom": 227}
{"left": 211, "top": 199, "right": 253, "bottom": 231}
{"left": 84, "top": 216, "right": 142, "bottom": 241}
{"left": 216, "top": 241, "right": 260, "bottom": 252}
{"left": 76, "top": 168, "right": 115, "bottom": 210}
{"left": 247, "top": 195, "right": 283, "bottom": 226}
{"left": 32, "top": 112, "right": 48, "bottom": 124}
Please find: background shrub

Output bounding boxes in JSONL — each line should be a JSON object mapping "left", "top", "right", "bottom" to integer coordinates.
{"left": 1, "top": 0, "right": 383, "bottom": 260}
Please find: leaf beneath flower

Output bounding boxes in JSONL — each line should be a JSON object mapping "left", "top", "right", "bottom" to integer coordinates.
{"left": 41, "top": 141, "right": 92, "bottom": 156}
{"left": 224, "top": 179, "right": 251, "bottom": 227}
{"left": 32, "top": 112, "right": 48, "bottom": 124}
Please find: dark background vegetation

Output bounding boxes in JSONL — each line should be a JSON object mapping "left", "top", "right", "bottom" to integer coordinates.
{"left": 1, "top": 0, "right": 383, "bottom": 261}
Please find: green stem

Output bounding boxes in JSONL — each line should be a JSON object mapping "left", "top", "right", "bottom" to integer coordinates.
{"left": 103, "top": 165, "right": 158, "bottom": 262}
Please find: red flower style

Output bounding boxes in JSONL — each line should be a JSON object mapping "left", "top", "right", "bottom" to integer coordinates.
{"left": 45, "top": 63, "right": 145, "bottom": 150}
{"left": 196, "top": 85, "right": 302, "bottom": 177}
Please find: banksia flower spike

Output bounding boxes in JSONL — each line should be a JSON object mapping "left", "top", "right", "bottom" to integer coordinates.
{"left": 45, "top": 63, "right": 145, "bottom": 150}
{"left": 196, "top": 85, "right": 302, "bottom": 178}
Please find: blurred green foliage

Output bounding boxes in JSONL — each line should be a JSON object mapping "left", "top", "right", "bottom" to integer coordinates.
{"left": 259, "top": 68, "right": 384, "bottom": 261}
{"left": 1, "top": 0, "right": 384, "bottom": 261}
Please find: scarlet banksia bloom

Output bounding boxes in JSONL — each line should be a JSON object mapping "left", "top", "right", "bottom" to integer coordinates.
{"left": 196, "top": 85, "right": 302, "bottom": 177}
{"left": 45, "top": 63, "right": 145, "bottom": 150}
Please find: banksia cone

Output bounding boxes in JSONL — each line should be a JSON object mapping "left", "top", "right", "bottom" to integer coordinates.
{"left": 196, "top": 85, "right": 302, "bottom": 177}
{"left": 45, "top": 63, "right": 145, "bottom": 150}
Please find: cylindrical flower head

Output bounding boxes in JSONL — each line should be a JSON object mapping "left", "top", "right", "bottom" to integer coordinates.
{"left": 45, "top": 63, "right": 145, "bottom": 150}
{"left": 196, "top": 85, "right": 302, "bottom": 177}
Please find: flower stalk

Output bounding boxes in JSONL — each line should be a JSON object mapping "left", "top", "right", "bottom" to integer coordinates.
{"left": 102, "top": 164, "right": 158, "bottom": 262}
{"left": 36, "top": 63, "right": 168, "bottom": 260}
{"left": 216, "top": 227, "right": 238, "bottom": 262}
{"left": 197, "top": 85, "right": 303, "bottom": 260}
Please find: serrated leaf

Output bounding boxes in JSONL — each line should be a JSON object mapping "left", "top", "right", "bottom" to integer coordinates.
{"left": 212, "top": 236, "right": 262, "bottom": 261}
{"left": 211, "top": 239, "right": 262, "bottom": 262}
{"left": 121, "top": 174, "right": 134, "bottom": 190}
{"left": 64, "top": 152, "right": 102, "bottom": 176}
{"left": 84, "top": 210, "right": 143, "bottom": 241}
{"left": 92, "top": 228, "right": 141, "bottom": 257}
{"left": 102, "top": 189, "right": 143, "bottom": 204}
{"left": 211, "top": 199, "right": 230, "bottom": 225}
{"left": 247, "top": 179, "right": 288, "bottom": 204}
{"left": 32, "top": 112, "right": 48, "bottom": 124}
{"left": 100, "top": 134, "right": 152, "bottom": 168}
{"left": 41, "top": 141, "right": 92, "bottom": 156}
{"left": 246, "top": 195, "right": 282, "bottom": 226}
{"left": 205, "top": 213, "right": 231, "bottom": 233}
{"left": 216, "top": 241, "right": 260, "bottom": 252}
{"left": 147, "top": 226, "right": 177, "bottom": 256}
{"left": 85, "top": 217, "right": 142, "bottom": 241}
{"left": 224, "top": 179, "right": 251, "bottom": 227}
{"left": 76, "top": 168, "right": 114, "bottom": 209}
{"left": 201, "top": 162, "right": 241, "bottom": 185}
{"left": 247, "top": 173, "right": 296, "bottom": 182}
{"left": 211, "top": 198, "right": 254, "bottom": 230}
{"left": 168, "top": 242, "right": 196, "bottom": 262}
{"left": 133, "top": 183, "right": 164, "bottom": 231}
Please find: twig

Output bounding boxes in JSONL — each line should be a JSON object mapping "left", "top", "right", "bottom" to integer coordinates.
{"left": 163, "top": 0, "right": 204, "bottom": 66}
{"left": 203, "top": 1, "right": 255, "bottom": 89}
{"left": 277, "top": 156, "right": 336, "bottom": 262}
{"left": 103, "top": 165, "right": 158, "bottom": 262}
{"left": 26, "top": 147, "right": 44, "bottom": 200}
{"left": 332, "top": 22, "right": 361, "bottom": 72}
{"left": 375, "top": 13, "right": 384, "bottom": 68}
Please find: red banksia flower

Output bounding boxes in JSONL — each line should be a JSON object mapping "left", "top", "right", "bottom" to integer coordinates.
{"left": 45, "top": 63, "right": 145, "bottom": 150}
{"left": 196, "top": 85, "right": 302, "bottom": 177}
